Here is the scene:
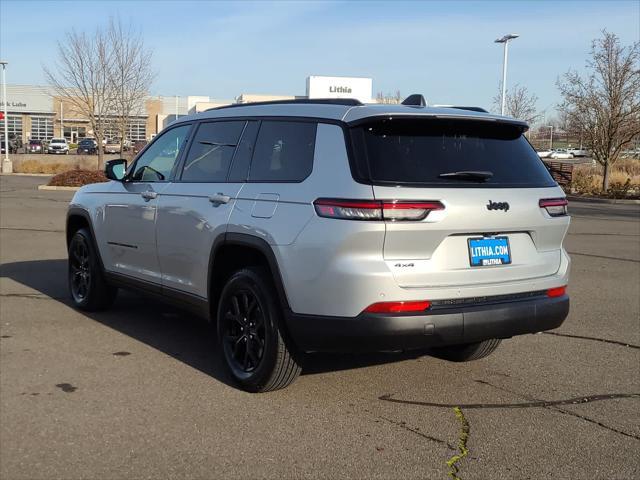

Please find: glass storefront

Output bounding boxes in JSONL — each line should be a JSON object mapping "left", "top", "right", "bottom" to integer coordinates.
{"left": 31, "top": 116, "right": 54, "bottom": 141}
{"left": 0, "top": 114, "right": 23, "bottom": 140}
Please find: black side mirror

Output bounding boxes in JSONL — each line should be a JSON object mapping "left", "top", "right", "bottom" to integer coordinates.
{"left": 105, "top": 159, "right": 128, "bottom": 181}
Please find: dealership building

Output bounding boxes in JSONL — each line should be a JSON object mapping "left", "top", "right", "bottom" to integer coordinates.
{"left": 0, "top": 76, "right": 374, "bottom": 145}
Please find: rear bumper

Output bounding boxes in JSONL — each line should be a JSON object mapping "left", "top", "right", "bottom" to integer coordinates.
{"left": 286, "top": 294, "right": 569, "bottom": 352}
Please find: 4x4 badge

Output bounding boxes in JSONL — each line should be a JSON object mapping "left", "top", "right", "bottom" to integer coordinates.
{"left": 487, "top": 200, "right": 510, "bottom": 211}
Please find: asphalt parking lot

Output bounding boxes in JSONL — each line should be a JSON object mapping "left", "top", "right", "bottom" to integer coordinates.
{"left": 1, "top": 174, "right": 638, "bottom": 480}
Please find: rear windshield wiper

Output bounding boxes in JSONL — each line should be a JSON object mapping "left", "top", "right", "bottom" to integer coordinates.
{"left": 438, "top": 170, "right": 494, "bottom": 182}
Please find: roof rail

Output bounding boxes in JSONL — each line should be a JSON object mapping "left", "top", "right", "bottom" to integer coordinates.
{"left": 207, "top": 98, "right": 364, "bottom": 111}
{"left": 401, "top": 94, "right": 427, "bottom": 107}
{"left": 432, "top": 105, "right": 489, "bottom": 113}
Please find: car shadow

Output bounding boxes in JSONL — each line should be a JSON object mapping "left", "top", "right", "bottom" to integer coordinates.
{"left": 0, "top": 259, "right": 431, "bottom": 386}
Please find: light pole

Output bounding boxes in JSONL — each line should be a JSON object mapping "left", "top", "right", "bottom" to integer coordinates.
{"left": 547, "top": 125, "right": 554, "bottom": 150}
{"left": 494, "top": 33, "right": 519, "bottom": 116}
{"left": 0, "top": 60, "right": 11, "bottom": 173}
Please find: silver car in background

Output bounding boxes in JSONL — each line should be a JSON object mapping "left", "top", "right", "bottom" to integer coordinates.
{"left": 47, "top": 137, "right": 69, "bottom": 154}
{"left": 66, "top": 97, "right": 570, "bottom": 392}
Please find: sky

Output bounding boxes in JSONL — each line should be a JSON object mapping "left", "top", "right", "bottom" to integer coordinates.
{"left": 1, "top": 0, "right": 639, "bottom": 119}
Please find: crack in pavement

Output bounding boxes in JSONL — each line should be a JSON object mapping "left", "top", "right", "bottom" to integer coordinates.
{"left": 378, "top": 392, "right": 640, "bottom": 410}
{"left": 567, "top": 251, "right": 640, "bottom": 263}
{"left": 568, "top": 233, "right": 640, "bottom": 237}
{"left": 473, "top": 380, "right": 640, "bottom": 441}
{"left": 570, "top": 215, "right": 640, "bottom": 223}
{"left": 542, "top": 331, "right": 640, "bottom": 350}
{"left": 378, "top": 415, "right": 456, "bottom": 451}
{"left": 446, "top": 407, "right": 470, "bottom": 480}
{"left": 0, "top": 293, "right": 63, "bottom": 301}
{"left": 0, "top": 227, "right": 64, "bottom": 233}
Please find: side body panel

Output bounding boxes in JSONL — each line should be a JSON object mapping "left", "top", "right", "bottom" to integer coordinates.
{"left": 156, "top": 182, "right": 244, "bottom": 297}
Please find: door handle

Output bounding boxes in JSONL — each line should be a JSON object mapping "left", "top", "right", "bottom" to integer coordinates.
{"left": 141, "top": 191, "right": 158, "bottom": 201}
{"left": 209, "top": 193, "right": 231, "bottom": 205}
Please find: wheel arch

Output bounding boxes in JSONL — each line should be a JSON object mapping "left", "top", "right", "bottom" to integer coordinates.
{"left": 208, "top": 233, "right": 291, "bottom": 322}
{"left": 66, "top": 208, "right": 106, "bottom": 270}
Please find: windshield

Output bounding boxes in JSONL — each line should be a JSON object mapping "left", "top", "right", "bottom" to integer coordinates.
{"left": 51, "top": 139, "right": 65, "bottom": 144}
{"left": 349, "top": 118, "right": 556, "bottom": 188}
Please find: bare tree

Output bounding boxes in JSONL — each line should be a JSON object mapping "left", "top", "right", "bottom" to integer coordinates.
{"left": 493, "top": 84, "right": 540, "bottom": 124}
{"left": 376, "top": 90, "right": 402, "bottom": 104}
{"left": 558, "top": 31, "right": 640, "bottom": 191}
{"left": 44, "top": 27, "right": 113, "bottom": 167}
{"left": 107, "top": 18, "right": 154, "bottom": 155}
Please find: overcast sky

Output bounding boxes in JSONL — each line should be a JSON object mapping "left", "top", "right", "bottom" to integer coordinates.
{"left": 1, "top": 0, "right": 638, "bottom": 118}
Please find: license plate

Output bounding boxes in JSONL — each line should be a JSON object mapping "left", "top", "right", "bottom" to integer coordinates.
{"left": 468, "top": 236, "right": 511, "bottom": 267}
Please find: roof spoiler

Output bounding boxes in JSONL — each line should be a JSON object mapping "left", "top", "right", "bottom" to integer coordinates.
{"left": 433, "top": 105, "right": 489, "bottom": 113}
{"left": 401, "top": 94, "right": 427, "bottom": 107}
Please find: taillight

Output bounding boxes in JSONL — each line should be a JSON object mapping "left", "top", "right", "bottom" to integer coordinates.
{"left": 539, "top": 198, "right": 568, "bottom": 217}
{"left": 313, "top": 198, "right": 444, "bottom": 221}
{"left": 547, "top": 286, "right": 567, "bottom": 298}
{"left": 364, "top": 300, "right": 431, "bottom": 314}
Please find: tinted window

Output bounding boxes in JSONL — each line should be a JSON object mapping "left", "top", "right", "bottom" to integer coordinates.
{"left": 130, "top": 124, "right": 191, "bottom": 182}
{"left": 350, "top": 118, "right": 555, "bottom": 187}
{"left": 248, "top": 121, "right": 316, "bottom": 182}
{"left": 228, "top": 121, "right": 259, "bottom": 182}
{"left": 181, "top": 121, "right": 245, "bottom": 182}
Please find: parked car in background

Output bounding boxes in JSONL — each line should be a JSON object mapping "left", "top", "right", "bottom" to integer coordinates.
{"left": 1, "top": 136, "right": 22, "bottom": 154}
{"left": 567, "top": 147, "right": 588, "bottom": 157}
{"left": 103, "top": 139, "right": 121, "bottom": 154}
{"left": 27, "top": 139, "right": 44, "bottom": 153}
{"left": 549, "top": 149, "right": 574, "bottom": 160}
{"left": 537, "top": 149, "right": 553, "bottom": 158}
{"left": 132, "top": 140, "right": 148, "bottom": 154}
{"left": 77, "top": 138, "right": 98, "bottom": 155}
{"left": 47, "top": 138, "right": 69, "bottom": 154}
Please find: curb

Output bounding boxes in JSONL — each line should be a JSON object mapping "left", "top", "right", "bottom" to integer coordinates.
{"left": 1, "top": 173, "right": 53, "bottom": 177}
{"left": 37, "top": 185, "right": 80, "bottom": 191}
{"left": 567, "top": 195, "right": 640, "bottom": 205}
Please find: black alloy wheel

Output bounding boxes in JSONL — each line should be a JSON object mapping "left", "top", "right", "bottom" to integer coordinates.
{"left": 221, "top": 289, "right": 267, "bottom": 376}
{"left": 217, "top": 268, "right": 301, "bottom": 392}
{"left": 69, "top": 234, "right": 92, "bottom": 303}
{"left": 67, "top": 228, "right": 117, "bottom": 311}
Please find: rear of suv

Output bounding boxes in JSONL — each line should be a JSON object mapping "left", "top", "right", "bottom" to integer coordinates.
{"left": 66, "top": 97, "right": 570, "bottom": 392}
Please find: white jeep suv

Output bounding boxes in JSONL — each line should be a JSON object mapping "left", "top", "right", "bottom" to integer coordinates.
{"left": 66, "top": 97, "right": 570, "bottom": 392}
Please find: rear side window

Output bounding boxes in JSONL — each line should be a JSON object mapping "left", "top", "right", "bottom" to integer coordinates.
{"left": 350, "top": 118, "right": 556, "bottom": 188}
{"left": 181, "top": 121, "right": 245, "bottom": 182}
{"left": 248, "top": 121, "right": 316, "bottom": 182}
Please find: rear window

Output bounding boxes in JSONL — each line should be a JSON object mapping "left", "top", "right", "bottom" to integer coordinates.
{"left": 349, "top": 118, "right": 555, "bottom": 188}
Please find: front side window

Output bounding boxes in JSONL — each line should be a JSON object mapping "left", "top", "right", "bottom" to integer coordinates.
{"left": 181, "top": 121, "right": 245, "bottom": 182}
{"left": 130, "top": 124, "right": 191, "bottom": 182}
{"left": 248, "top": 121, "right": 316, "bottom": 182}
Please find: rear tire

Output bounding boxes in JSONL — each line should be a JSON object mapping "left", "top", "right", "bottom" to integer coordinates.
{"left": 217, "top": 267, "right": 301, "bottom": 392}
{"left": 68, "top": 228, "right": 117, "bottom": 311}
{"left": 431, "top": 338, "right": 501, "bottom": 362}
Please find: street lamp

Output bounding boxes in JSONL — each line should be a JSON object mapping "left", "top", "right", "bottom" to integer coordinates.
{"left": 494, "top": 33, "right": 519, "bottom": 116}
{"left": 0, "top": 60, "right": 11, "bottom": 173}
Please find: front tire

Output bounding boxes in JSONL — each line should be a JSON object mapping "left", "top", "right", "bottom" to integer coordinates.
{"left": 217, "top": 267, "right": 301, "bottom": 392}
{"left": 430, "top": 338, "right": 502, "bottom": 362}
{"left": 68, "top": 228, "right": 117, "bottom": 311}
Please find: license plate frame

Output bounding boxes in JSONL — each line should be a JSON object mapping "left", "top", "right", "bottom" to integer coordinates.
{"left": 467, "top": 236, "right": 512, "bottom": 267}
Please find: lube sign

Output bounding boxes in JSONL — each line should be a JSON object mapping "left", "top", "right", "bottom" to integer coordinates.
{"left": 306, "top": 76, "right": 372, "bottom": 103}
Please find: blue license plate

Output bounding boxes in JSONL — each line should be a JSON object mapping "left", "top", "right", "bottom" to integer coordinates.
{"left": 468, "top": 236, "right": 511, "bottom": 267}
